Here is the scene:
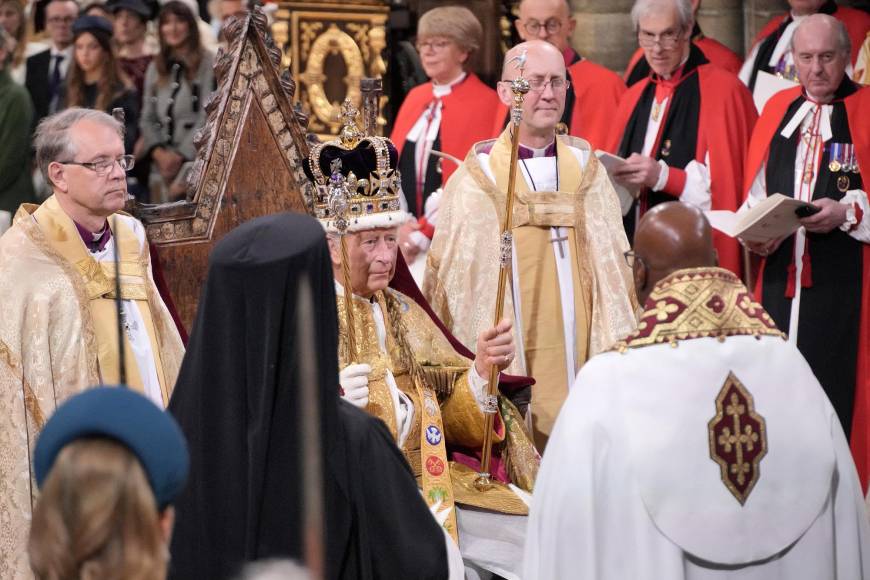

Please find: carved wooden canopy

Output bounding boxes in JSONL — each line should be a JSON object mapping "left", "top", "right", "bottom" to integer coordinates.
{"left": 135, "top": 6, "right": 314, "bottom": 329}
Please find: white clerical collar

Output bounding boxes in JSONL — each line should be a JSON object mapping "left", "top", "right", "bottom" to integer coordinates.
{"left": 780, "top": 98, "right": 833, "bottom": 141}
{"left": 520, "top": 140, "right": 557, "bottom": 158}
{"left": 432, "top": 72, "right": 467, "bottom": 98}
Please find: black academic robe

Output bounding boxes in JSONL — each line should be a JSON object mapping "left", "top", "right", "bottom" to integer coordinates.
{"left": 748, "top": 80, "right": 865, "bottom": 443}
{"left": 168, "top": 213, "right": 448, "bottom": 580}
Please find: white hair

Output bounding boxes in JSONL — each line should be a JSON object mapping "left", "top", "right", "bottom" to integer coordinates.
{"left": 630, "top": 0, "right": 694, "bottom": 32}
{"left": 790, "top": 13, "right": 851, "bottom": 57}
{"left": 34, "top": 108, "right": 124, "bottom": 186}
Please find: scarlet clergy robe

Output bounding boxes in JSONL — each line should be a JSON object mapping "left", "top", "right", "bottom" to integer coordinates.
{"left": 390, "top": 73, "right": 501, "bottom": 222}
{"left": 624, "top": 23, "right": 742, "bottom": 87}
{"left": 744, "top": 82, "right": 870, "bottom": 493}
{"left": 491, "top": 49, "right": 625, "bottom": 151}
{"left": 740, "top": 0, "right": 870, "bottom": 93}
{"left": 607, "top": 44, "right": 757, "bottom": 275}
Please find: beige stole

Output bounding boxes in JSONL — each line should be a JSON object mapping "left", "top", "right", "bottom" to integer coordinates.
{"left": 488, "top": 129, "right": 593, "bottom": 447}
{"left": 32, "top": 196, "right": 169, "bottom": 405}
{"left": 337, "top": 290, "right": 459, "bottom": 543}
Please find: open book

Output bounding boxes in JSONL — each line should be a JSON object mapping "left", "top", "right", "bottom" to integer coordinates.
{"left": 595, "top": 150, "right": 638, "bottom": 217}
{"left": 752, "top": 70, "right": 799, "bottom": 113}
{"left": 705, "top": 194, "right": 815, "bottom": 243}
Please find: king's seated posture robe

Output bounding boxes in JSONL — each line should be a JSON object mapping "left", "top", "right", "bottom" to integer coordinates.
{"left": 424, "top": 130, "right": 637, "bottom": 449}
{"left": 336, "top": 284, "right": 539, "bottom": 578}
{"left": 0, "top": 195, "right": 184, "bottom": 579}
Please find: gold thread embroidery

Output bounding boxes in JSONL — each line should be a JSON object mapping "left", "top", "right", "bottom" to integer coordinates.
{"left": 610, "top": 267, "right": 785, "bottom": 352}
{"left": 708, "top": 372, "right": 768, "bottom": 505}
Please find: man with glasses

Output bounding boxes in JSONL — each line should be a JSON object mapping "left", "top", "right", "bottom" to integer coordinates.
{"left": 25, "top": 0, "right": 77, "bottom": 125}
{"left": 624, "top": 0, "right": 742, "bottom": 86}
{"left": 425, "top": 39, "right": 638, "bottom": 451}
{"left": 525, "top": 201, "right": 870, "bottom": 579}
{"left": 0, "top": 108, "right": 185, "bottom": 576}
{"left": 606, "top": 0, "right": 756, "bottom": 277}
{"left": 506, "top": 0, "right": 625, "bottom": 149}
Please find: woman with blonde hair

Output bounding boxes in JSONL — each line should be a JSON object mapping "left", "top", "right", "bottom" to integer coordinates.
{"left": 389, "top": 5, "right": 502, "bottom": 281}
{"left": 0, "top": 0, "right": 37, "bottom": 83}
{"left": 28, "top": 387, "right": 189, "bottom": 580}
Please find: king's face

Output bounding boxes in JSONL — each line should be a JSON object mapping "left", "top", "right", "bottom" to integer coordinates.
{"left": 330, "top": 227, "right": 399, "bottom": 298}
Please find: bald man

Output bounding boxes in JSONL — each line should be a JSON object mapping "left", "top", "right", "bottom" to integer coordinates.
{"left": 740, "top": 0, "right": 870, "bottom": 94}
{"left": 502, "top": 0, "right": 625, "bottom": 149}
{"left": 741, "top": 14, "right": 870, "bottom": 492}
{"left": 425, "top": 40, "right": 637, "bottom": 449}
{"left": 525, "top": 202, "right": 870, "bottom": 579}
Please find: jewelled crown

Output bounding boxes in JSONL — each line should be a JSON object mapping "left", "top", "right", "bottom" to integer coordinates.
{"left": 304, "top": 100, "right": 403, "bottom": 233}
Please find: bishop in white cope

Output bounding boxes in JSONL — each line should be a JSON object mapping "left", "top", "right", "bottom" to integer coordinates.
{"left": 524, "top": 203, "right": 870, "bottom": 579}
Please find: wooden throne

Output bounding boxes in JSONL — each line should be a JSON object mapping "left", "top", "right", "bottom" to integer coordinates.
{"left": 134, "top": 6, "right": 314, "bottom": 330}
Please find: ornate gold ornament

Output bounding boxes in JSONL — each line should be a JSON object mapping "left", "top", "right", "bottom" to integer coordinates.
{"left": 708, "top": 372, "right": 768, "bottom": 505}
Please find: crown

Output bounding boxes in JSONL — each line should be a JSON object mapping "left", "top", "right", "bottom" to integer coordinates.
{"left": 304, "top": 100, "right": 404, "bottom": 233}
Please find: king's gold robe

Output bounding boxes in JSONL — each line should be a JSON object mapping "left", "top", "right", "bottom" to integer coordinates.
{"left": 337, "top": 286, "right": 539, "bottom": 542}
{"left": 0, "top": 197, "right": 184, "bottom": 579}
{"left": 424, "top": 132, "right": 638, "bottom": 448}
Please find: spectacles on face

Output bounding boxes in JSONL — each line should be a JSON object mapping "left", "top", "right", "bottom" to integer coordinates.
{"left": 522, "top": 18, "right": 562, "bottom": 35}
{"left": 47, "top": 15, "right": 75, "bottom": 24}
{"left": 637, "top": 27, "right": 685, "bottom": 49}
{"left": 623, "top": 249, "right": 647, "bottom": 270}
{"left": 60, "top": 155, "right": 135, "bottom": 176}
{"left": 525, "top": 77, "right": 570, "bottom": 93}
{"left": 415, "top": 38, "right": 453, "bottom": 52}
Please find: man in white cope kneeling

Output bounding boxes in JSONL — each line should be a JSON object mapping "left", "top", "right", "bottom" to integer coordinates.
{"left": 524, "top": 202, "right": 870, "bottom": 580}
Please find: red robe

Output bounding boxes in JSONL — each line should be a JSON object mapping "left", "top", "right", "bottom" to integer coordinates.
{"left": 390, "top": 73, "right": 501, "bottom": 187}
{"left": 744, "top": 86, "right": 870, "bottom": 492}
{"left": 624, "top": 36, "right": 742, "bottom": 83}
{"left": 607, "top": 62, "right": 757, "bottom": 276}
{"left": 490, "top": 59, "right": 625, "bottom": 150}
{"left": 749, "top": 5, "right": 870, "bottom": 67}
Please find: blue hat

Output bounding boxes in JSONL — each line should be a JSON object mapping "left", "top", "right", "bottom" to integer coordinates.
{"left": 34, "top": 387, "right": 189, "bottom": 510}
{"left": 72, "top": 14, "right": 114, "bottom": 39}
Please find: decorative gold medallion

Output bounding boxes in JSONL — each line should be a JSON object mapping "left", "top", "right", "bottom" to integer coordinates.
{"left": 828, "top": 160, "right": 841, "bottom": 173}
{"left": 661, "top": 139, "right": 672, "bottom": 158}
{"left": 802, "top": 168, "right": 814, "bottom": 184}
{"left": 838, "top": 175, "right": 850, "bottom": 192}
{"left": 708, "top": 372, "right": 767, "bottom": 505}
{"left": 652, "top": 100, "right": 662, "bottom": 122}
{"left": 555, "top": 122, "right": 568, "bottom": 135}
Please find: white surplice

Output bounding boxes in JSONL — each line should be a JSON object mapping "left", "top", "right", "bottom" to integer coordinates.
{"left": 524, "top": 334, "right": 870, "bottom": 579}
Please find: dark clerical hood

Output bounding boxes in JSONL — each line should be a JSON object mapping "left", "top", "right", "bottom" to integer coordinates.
{"left": 168, "top": 212, "right": 448, "bottom": 580}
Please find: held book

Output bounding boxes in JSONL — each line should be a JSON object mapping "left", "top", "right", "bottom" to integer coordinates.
{"left": 595, "top": 150, "right": 638, "bottom": 217}
{"left": 705, "top": 194, "right": 815, "bottom": 243}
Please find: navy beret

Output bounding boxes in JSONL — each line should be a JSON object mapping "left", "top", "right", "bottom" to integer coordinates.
{"left": 72, "top": 15, "right": 114, "bottom": 38}
{"left": 34, "top": 387, "right": 189, "bottom": 510}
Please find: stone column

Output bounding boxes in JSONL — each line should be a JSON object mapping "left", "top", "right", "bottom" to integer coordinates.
{"left": 569, "top": 0, "right": 638, "bottom": 73}
{"left": 697, "top": 0, "right": 744, "bottom": 56}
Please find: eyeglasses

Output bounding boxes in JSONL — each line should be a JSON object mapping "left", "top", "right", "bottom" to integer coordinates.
{"left": 415, "top": 38, "right": 453, "bottom": 52}
{"left": 623, "top": 250, "right": 647, "bottom": 269}
{"left": 637, "top": 27, "right": 685, "bottom": 49}
{"left": 60, "top": 155, "right": 136, "bottom": 176}
{"left": 522, "top": 18, "right": 562, "bottom": 36}
{"left": 527, "top": 77, "right": 570, "bottom": 92}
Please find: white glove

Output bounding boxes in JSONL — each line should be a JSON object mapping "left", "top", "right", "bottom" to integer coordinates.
{"left": 339, "top": 363, "right": 371, "bottom": 408}
{"left": 429, "top": 499, "right": 451, "bottom": 528}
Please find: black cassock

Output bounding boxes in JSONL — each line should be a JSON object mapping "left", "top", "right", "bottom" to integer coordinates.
{"left": 168, "top": 212, "right": 448, "bottom": 580}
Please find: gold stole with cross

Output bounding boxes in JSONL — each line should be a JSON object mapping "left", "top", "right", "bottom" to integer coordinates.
{"left": 31, "top": 196, "right": 169, "bottom": 405}
{"left": 337, "top": 290, "right": 459, "bottom": 543}
{"left": 487, "top": 129, "right": 593, "bottom": 448}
